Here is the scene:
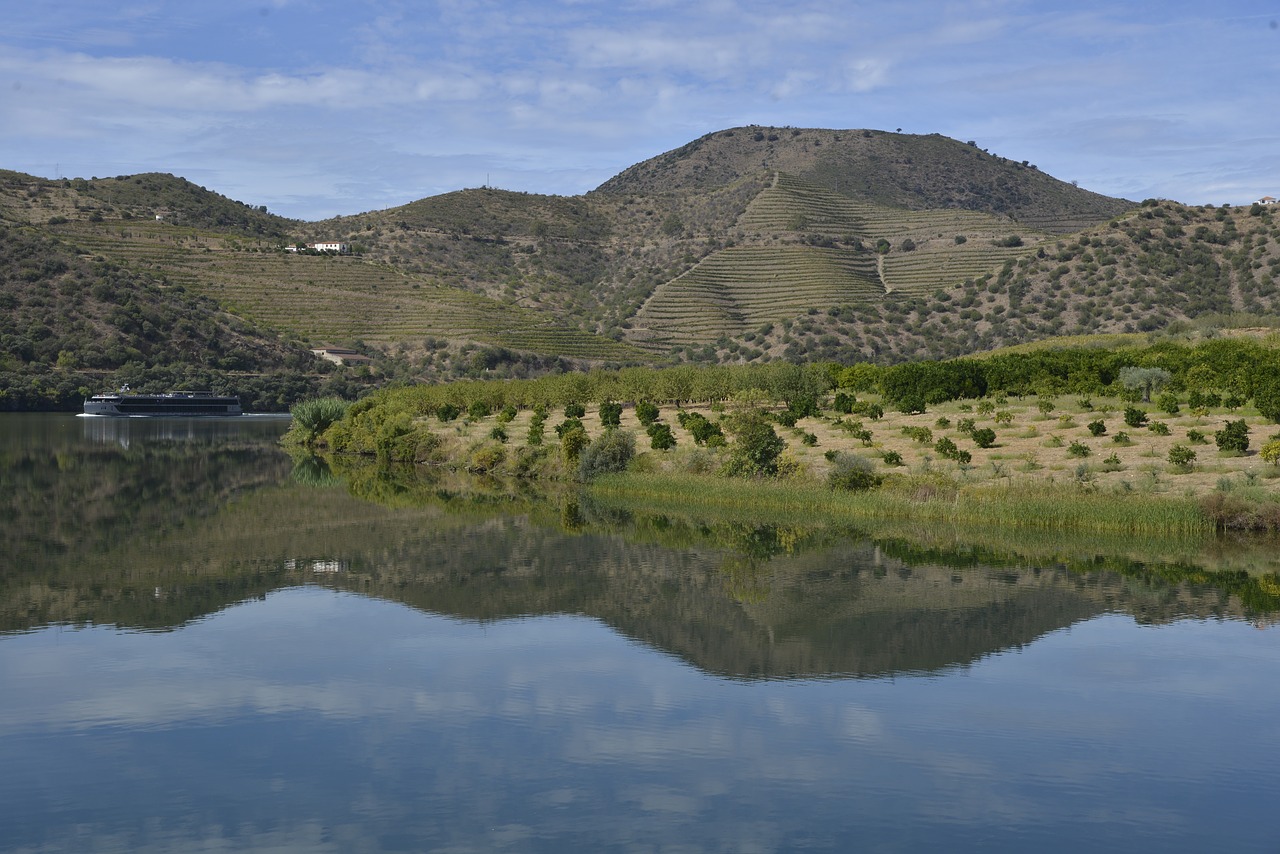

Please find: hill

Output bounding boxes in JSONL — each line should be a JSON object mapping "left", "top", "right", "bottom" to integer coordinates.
{"left": 0, "top": 169, "right": 291, "bottom": 235}
{"left": 595, "top": 126, "right": 1131, "bottom": 230}
{"left": 0, "top": 219, "right": 369, "bottom": 410}
{"left": 3, "top": 125, "right": 1280, "bottom": 402}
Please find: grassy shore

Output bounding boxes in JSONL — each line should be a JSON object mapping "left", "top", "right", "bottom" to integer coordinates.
{"left": 302, "top": 386, "right": 1280, "bottom": 535}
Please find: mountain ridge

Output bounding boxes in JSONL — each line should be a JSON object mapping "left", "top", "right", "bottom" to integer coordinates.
{"left": 3, "top": 127, "right": 1278, "bottom": 405}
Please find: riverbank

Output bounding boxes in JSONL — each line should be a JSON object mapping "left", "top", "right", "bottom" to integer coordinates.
{"left": 295, "top": 388, "right": 1280, "bottom": 533}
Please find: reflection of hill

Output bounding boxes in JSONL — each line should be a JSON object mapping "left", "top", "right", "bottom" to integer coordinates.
{"left": 2, "top": 418, "right": 292, "bottom": 573}
{"left": 6, "top": 461, "right": 1275, "bottom": 677}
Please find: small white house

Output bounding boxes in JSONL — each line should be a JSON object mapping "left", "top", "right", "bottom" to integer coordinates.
{"left": 284, "top": 241, "right": 351, "bottom": 254}
{"left": 1257, "top": 196, "right": 1277, "bottom": 206}
{"left": 310, "top": 347, "right": 372, "bottom": 366}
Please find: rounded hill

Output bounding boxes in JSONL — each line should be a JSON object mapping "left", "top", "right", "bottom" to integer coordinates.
{"left": 594, "top": 126, "right": 1132, "bottom": 232}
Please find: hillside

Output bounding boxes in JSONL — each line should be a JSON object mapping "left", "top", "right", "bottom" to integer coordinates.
{"left": 0, "top": 219, "right": 366, "bottom": 410}
{"left": 0, "top": 169, "right": 290, "bottom": 235}
{"left": 3, "top": 125, "right": 1279, "bottom": 399}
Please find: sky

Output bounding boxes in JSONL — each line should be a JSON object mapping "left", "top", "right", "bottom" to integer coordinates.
{"left": 2, "top": 1, "right": 1279, "bottom": 221}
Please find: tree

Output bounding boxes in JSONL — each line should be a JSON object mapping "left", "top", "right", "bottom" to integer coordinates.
{"left": 1252, "top": 368, "right": 1280, "bottom": 422}
{"left": 289, "top": 396, "right": 349, "bottom": 445}
{"left": 647, "top": 422, "right": 676, "bottom": 450}
{"left": 578, "top": 429, "right": 635, "bottom": 480}
{"left": 1167, "top": 444, "right": 1196, "bottom": 470}
{"left": 1215, "top": 420, "right": 1249, "bottom": 454}
{"left": 599, "top": 400, "right": 622, "bottom": 428}
{"left": 723, "top": 411, "right": 785, "bottom": 477}
{"left": 1118, "top": 366, "right": 1171, "bottom": 403}
{"left": 560, "top": 425, "right": 589, "bottom": 464}
{"left": 677, "top": 410, "right": 725, "bottom": 446}
{"left": 1260, "top": 438, "right": 1280, "bottom": 465}
{"left": 635, "top": 400, "right": 659, "bottom": 426}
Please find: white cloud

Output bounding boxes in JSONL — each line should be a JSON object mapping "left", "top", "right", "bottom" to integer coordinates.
{"left": 2, "top": 0, "right": 1279, "bottom": 216}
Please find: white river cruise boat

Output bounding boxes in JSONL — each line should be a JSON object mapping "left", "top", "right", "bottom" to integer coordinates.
{"left": 83, "top": 387, "right": 243, "bottom": 416}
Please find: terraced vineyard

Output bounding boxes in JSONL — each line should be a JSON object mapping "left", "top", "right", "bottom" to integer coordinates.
{"left": 631, "top": 171, "right": 1062, "bottom": 347}
{"left": 631, "top": 245, "right": 883, "bottom": 349}
{"left": 881, "top": 244, "right": 1033, "bottom": 296}
{"left": 59, "top": 223, "right": 647, "bottom": 361}
{"left": 735, "top": 172, "right": 1054, "bottom": 243}
{"left": 736, "top": 173, "right": 871, "bottom": 236}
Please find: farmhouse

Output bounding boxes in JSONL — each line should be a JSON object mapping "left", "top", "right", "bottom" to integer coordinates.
{"left": 285, "top": 242, "right": 351, "bottom": 254}
{"left": 1257, "top": 196, "right": 1277, "bottom": 206}
{"left": 310, "top": 346, "right": 372, "bottom": 366}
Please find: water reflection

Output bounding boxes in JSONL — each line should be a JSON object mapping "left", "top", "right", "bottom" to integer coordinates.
{"left": 79, "top": 412, "right": 291, "bottom": 447}
{"left": 3, "top": 414, "right": 1280, "bottom": 852}
{"left": 3, "top": 416, "right": 1279, "bottom": 679}
{"left": 2, "top": 590, "right": 1277, "bottom": 853}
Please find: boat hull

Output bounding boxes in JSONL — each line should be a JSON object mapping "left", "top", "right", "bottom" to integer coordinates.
{"left": 83, "top": 392, "right": 243, "bottom": 417}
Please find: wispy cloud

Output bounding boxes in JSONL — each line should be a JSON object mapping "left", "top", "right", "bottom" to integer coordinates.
{"left": 1, "top": 0, "right": 1278, "bottom": 217}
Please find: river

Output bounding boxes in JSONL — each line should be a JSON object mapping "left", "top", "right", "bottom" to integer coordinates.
{"left": 1, "top": 413, "right": 1278, "bottom": 852}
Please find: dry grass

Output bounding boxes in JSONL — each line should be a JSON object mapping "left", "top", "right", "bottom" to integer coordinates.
{"left": 428, "top": 394, "right": 1280, "bottom": 505}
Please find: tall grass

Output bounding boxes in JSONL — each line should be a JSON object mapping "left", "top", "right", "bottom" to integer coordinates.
{"left": 589, "top": 471, "right": 1214, "bottom": 539}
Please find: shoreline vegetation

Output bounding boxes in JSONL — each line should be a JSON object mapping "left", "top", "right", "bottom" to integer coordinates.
{"left": 286, "top": 339, "right": 1280, "bottom": 536}
{"left": 290, "top": 457, "right": 1280, "bottom": 617}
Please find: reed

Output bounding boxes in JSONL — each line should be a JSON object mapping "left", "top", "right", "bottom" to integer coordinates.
{"left": 589, "top": 471, "right": 1214, "bottom": 538}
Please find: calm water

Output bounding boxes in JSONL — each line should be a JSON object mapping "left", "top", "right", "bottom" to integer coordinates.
{"left": 2, "top": 413, "right": 1279, "bottom": 853}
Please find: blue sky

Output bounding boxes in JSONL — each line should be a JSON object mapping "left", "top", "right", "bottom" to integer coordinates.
{"left": 3, "top": 1, "right": 1278, "bottom": 220}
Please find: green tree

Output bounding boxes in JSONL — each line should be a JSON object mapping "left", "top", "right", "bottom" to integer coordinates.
{"left": 635, "top": 400, "right": 660, "bottom": 426}
{"left": 1123, "top": 406, "right": 1148, "bottom": 427}
{"left": 1167, "top": 444, "right": 1196, "bottom": 470}
{"left": 971, "top": 427, "right": 997, "bottom": 448}
{"left": 723, "top": 411, "right": 785, "bottom": 477}
{"left": 1155, "top": 392, "right": 1180, "bottom": 416}
{"left": 647, "top": 422, "right": 676, "bottom": 450}
{"left": 1119, "top": 366, "right": 1171, "bottom": 403}
{"left": 560, "top": 425, "right": 589, "bottom": 464}
{"left": 1215, "top": 420, "right": 1249, "bottom": 454}
{"left": 578, "top": 429, "right": 635, "bottom": 480}
{"left": 599, "top": 400, "right": 623, "bottom": 428}
{"left": 1252, "top": 368, "right": 1280, "bottom": 422}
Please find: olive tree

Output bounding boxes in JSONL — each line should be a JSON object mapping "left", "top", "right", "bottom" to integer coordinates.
{"left": 1118, "top": 366, "right": 1172, "bottom": 403}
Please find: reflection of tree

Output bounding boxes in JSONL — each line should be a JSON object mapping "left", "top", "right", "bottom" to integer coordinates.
{"left": 290, "top": 454, "right": 340, "bottom": 487}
